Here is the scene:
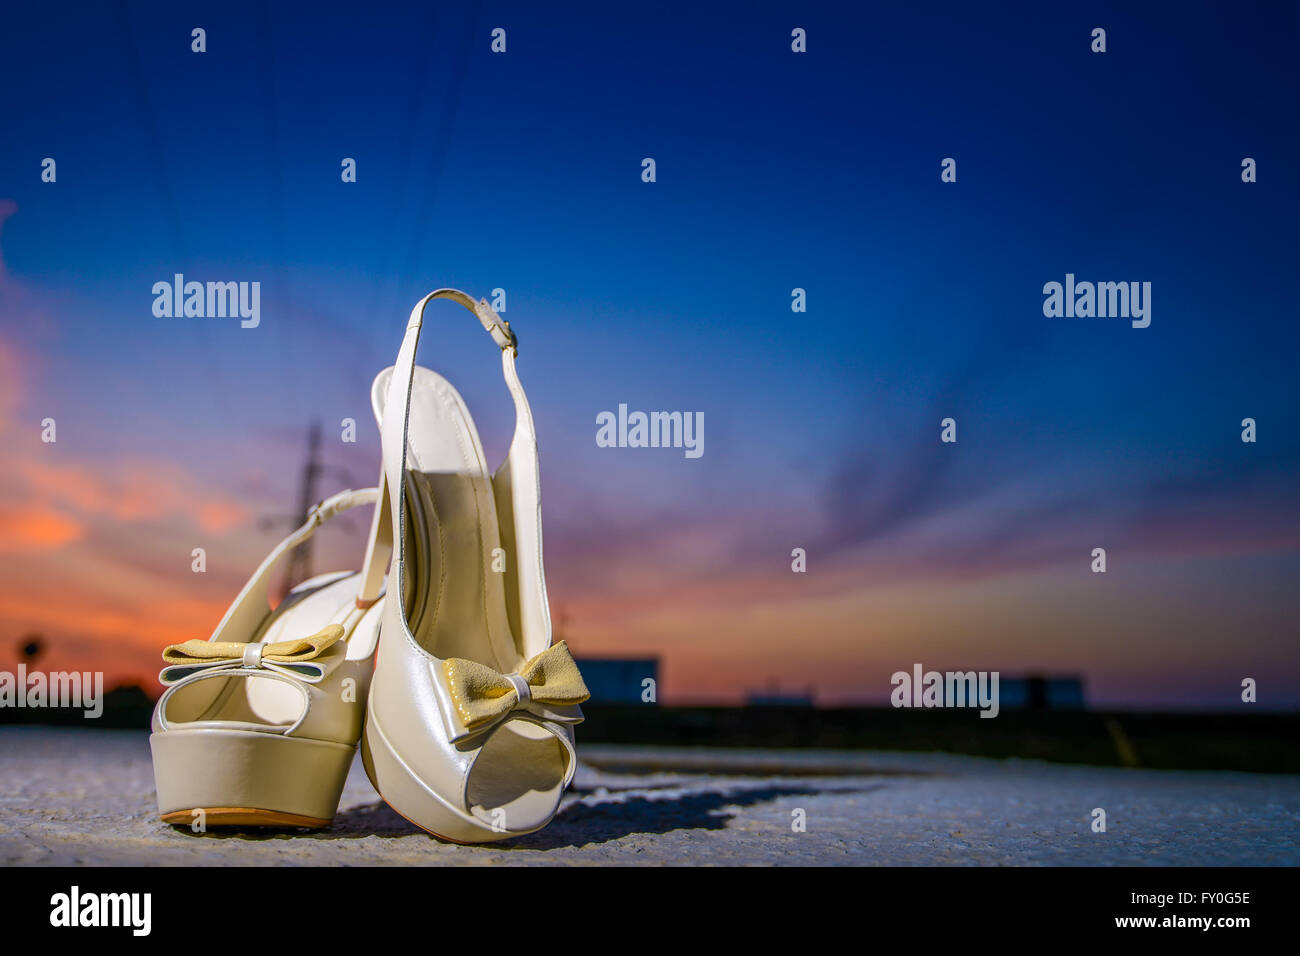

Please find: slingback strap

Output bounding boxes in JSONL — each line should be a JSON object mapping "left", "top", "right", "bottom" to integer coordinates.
{"left": 356, "top": 289, "right": 516, "bottom": 609}
{"left": 356, "top": 288, "right": 552, "bottom": 657}
{"left": 205, "top": 487, "right": 379, "bottom": 647}
{"left": 414, "top": 288, "right": 517, "bottom": 351}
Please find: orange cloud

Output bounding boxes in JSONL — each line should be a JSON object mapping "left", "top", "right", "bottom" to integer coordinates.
{"left": 17, "top": 459, "right": 112, "bottom": 513}
{"left": 15, "top": 458, "right": 250, "bottom": 531}
{"left": 197, "top": 499, "right": 250, "bottom": 534}
{"left": 0, "top": 583, "right": 232, "bottom": 689}
{"left": 0, "top": 504, "right": 85, "bottom": 550}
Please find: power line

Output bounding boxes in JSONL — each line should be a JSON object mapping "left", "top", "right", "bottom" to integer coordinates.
{"left": 389, "top": 1, "right": 482, "bottom": 322}
{"left": 113, "top": 0, "right": 233, "bottom": 409}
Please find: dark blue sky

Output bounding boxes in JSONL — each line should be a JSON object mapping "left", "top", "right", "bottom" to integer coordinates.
{"left": 2, "top": 1, "right": 1298, "bottom": 706}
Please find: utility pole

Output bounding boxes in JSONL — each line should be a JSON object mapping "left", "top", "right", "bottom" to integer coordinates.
{"left": 279, "top": 422, "right": 323, "bottom": 597}
{"left": 261, "top": 421, "right": 359, "bottom": 603}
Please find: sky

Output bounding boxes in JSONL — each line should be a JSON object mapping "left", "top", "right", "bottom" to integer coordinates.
{"left": 1, "top": 1, "right": 1298, "bottom": 709}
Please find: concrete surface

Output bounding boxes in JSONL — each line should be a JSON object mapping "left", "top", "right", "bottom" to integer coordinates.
{"left": 1, "top": 726, "right": 1297, "bottom": 865}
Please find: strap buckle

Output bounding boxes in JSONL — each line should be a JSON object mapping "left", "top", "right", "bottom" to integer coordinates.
{"left": 474, "top": 297, "right": 517, "bottom": 351}
{"left": 308, "top": 489, "right": 356, "bottom": 526}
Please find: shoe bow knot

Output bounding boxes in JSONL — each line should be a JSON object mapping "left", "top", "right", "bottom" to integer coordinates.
{"left": 442, "top": 640, "right": 589, "bottom": 735}
{"left": 159, "top": 624, "right": 345, "bottom": 686}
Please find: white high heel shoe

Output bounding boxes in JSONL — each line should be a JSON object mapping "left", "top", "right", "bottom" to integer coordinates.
{"left": 149, "top": 488, "right": 386, "bottom": 828}
{"left": 359, "top": 289, "right": 588, "bottom": 843}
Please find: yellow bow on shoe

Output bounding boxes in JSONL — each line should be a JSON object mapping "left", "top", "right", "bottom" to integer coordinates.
{"left": 442, "top": 640, "right": 590, "bottom": 736}
{"left": 159, "top": 624, "right": 345, "bottom": 686}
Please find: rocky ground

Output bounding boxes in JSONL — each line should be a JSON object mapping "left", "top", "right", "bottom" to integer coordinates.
{"left": 2, "top": 726, "right": 1296, "bottom": 865}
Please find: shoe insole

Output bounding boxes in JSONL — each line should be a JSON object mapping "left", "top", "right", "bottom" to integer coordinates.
{"left": 467, "top": 721, "right": 567, "bottom": 828}
{"left": 400, "top": 368, "right": 518, "bottom": 671}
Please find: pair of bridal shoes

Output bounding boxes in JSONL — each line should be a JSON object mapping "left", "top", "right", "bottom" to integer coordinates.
{"left": 149, "top": 289, "right": 588, "bottom": 842}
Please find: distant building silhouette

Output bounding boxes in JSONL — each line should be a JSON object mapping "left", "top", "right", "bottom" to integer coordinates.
{"left": 574, "top": 658, "right": 658, "bottom": 704}
{"left": 999, "top": 676, "right": 1086, "bottom": 710}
